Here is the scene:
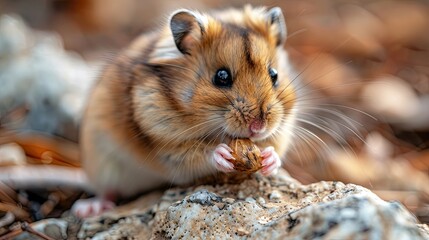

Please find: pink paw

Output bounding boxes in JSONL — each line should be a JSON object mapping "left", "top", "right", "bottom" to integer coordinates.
{"left": 71, "top": 198, "right": 116, "bottom": 218}
{"left": 260, "top": 146, "right": 282, "bottom": 176}
{"left": 212, "top": 143, "right": 235, "bottom": 173}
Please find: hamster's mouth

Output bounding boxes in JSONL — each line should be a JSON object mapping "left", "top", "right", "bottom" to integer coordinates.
{"left": 226, "top": 130, "right": 271, "bottom": 141}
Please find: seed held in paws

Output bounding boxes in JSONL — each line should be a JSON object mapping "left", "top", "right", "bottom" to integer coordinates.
{"left": 228, "top": 138, "right": 263, "bottom": 173}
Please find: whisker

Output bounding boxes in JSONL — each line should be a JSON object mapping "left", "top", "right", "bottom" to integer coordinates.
{"left": 169, "top": 124, "right": 223, "bottom": 187}
{"left": 292, "top": 60, "right": 355, "bottom": 96}
{"left": 298, "top": 106, "right": 363, "bottom": 127}
{"left": 299, "top": 112, "right": 367, "bottom": 144}
{"left": 150, "top": 117, "right": 225, "bottom": 162}
{"left": 317, "top": 104, "right": 377, "bottom": 120}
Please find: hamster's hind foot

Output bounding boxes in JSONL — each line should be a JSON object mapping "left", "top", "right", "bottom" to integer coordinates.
{"left": 260, "top": 146, "right": 281, "bottom": 176}
{"left": 71, "top": 197, "right": 116, "bottom": 218}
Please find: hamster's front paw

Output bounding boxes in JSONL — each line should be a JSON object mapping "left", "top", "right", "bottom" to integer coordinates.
{"left": 212, "top": 143, "right": 235, "bottom": 173}
{"left": 260, "top": 146, "right": 282, "bottom": 176}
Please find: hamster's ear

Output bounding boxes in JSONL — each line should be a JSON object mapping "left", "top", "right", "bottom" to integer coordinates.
{"left": 267, "top": 7, "right": 287, "bottom": 46}
{"left": 170, "top": 9, "right": 205, "bottom": 54}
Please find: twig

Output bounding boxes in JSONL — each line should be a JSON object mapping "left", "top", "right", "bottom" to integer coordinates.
{"left": 0, "top": 202, "right": 29, "bottom": 220}
{"left": 0, "top": 221, "right": 58, "bottom": 240}
{"left": 0, "top": 129, "right": 80, "bottom": 167}
{"left": 0, "top": 165, "right": 89, "bottom": 190}
{"left": 0, "top": 182, "right": 17, "bottom": 204}
{"left": 21, "top": 222, "right": 55, "bottom": 240}
{"left": 0, "top": 226, "right": 23, "bottom": 240}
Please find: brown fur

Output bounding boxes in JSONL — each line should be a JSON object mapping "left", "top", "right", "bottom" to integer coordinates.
{"left": 81, "top": 6, "right": 297, "bottom": 198}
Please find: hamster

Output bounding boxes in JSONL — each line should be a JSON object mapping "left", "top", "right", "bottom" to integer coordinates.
{"left": 72, "top": 5, "right": 298, "bottom": 217}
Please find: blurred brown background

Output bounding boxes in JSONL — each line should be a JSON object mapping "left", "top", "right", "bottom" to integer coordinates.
{"left": 1, "top": 0, "right": 429, "bottom": 227}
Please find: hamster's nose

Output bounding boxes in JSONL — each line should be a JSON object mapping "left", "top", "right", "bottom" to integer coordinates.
{"left": 249, "top": 119, "right": 266, "bottom": 134}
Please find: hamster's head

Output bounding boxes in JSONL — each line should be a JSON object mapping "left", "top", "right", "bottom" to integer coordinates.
{"left": 147, "top": 6, "right": 296, "bottom": 142}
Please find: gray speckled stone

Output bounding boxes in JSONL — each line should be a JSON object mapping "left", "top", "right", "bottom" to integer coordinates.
{"left": 71, "top": 170, "right": 428, "bottom": 239}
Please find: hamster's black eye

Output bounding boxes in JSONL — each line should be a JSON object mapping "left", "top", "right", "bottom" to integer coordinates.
{"left": 269, "top": 68, "right": 278, "bottom": 87}
{"left": 213, "top": 68, "right": 233, "bottom": 88}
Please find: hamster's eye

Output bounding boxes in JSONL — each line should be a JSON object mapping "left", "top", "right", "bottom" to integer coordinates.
{"left": 269, "top": 68, "right": 278, "bottom": 87}
{"left": 213, "top": 68, "right": 233, "bottom": 88}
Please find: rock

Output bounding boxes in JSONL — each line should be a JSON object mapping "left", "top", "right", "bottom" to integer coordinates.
{"left": 13, "top": 219, "right": 68, "bottom": 240}
{"left": 0, "top": 15, "right": 95, "bottom": 141}
{"left": 67, "top": 169, "right": 428, "bottom": 239}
